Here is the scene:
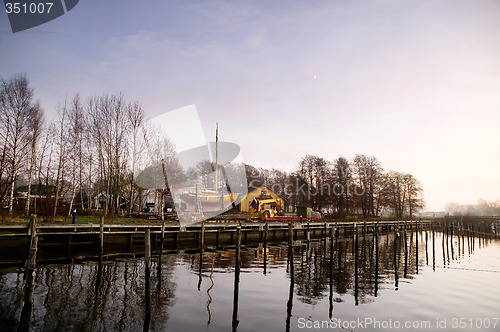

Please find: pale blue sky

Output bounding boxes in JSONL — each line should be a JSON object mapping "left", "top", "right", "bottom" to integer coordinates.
{"left": 1, "top": 0, "right": 500, "bottom": 211}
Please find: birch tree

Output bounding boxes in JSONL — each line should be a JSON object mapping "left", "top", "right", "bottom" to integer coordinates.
{"left": 24, "top": 102, "right": 44, "bottom": 215}
{"left": 127, "top": 102, "right": 145, "bottom": 214}
{"left": 53, "top": 102, "right": 69, "bottom": 217}
{"left": 67, "top": 95, "right": 84, "bottom": 216}
{"left": 0, "top": 74, "right": 36, "bottom": 214}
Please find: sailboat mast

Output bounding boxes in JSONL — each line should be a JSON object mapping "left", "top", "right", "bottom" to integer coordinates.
{"left": 214, "top": 123, "right": 219, "bottom": 191}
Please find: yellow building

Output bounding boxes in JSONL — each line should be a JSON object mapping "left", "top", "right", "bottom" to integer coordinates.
{"left": 239, "top": 185, "right": 285, "bottom": 213}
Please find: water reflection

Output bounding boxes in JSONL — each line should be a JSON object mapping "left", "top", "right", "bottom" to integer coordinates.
{"left": 1, "top": 223, "right": 499, "bottom": 331}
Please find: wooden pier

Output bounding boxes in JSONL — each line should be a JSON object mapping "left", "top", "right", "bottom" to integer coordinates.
{"left": 0, "top": 217, "right": 496, "bottom": 267}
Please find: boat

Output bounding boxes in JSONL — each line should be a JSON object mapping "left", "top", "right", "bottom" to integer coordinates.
{"left": 179, "top": 123, "right": 236, "bottom": 213}
{"left": 180, "top": 188, "right": 237, "bottom": 212}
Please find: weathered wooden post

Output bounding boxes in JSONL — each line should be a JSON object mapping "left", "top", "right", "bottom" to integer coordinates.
{"left": 403, "top": 224, "right": 408, "bottom": 278}
{"left": 425, "top": 229, "right": 429, "bottom": 266}
{"left": 415, "top": 222, "right": 419, "bottom": 274}
{"left": 354, "top": 224, "right": 359, "bottom": 306}
{"left": 432, "top": 228, "right": 436, "bottom": 271}
{"left": 145, "top": 229, "right": 151, "bottom": 270}
{"left": 144, "top": 229, "right": 151, "bottom": 332}
{"left": 201, "top": 222, "right": 205, "bottom": 249}
{"left": 99, "top": 216, "right": 104, "bottom": 256}
{"left": 232, "top": 224, "right": 242, "bottom": 332}
{"left": 328, "top": 224, "right": 335, "bottom": 319}
{"left": 263, "top": 222, "right": 268, "bottom": 275}
{"left": 472, "top": 225, "right": 476, "bottom": 251}
{"left": 394, "top": 225, "right": 399, "bottom": 290}
{"left": 461, "top": 222, "right": 465, "bottom": 256}
{"left": 285, "top": 220, "right": 295, "bottom": 332}
{"left": 374, "top": 224, "right": 379, "bottom": 297}
{"left": 20, "top": 215, "right": 38, "bottom": 332}
{"left": 450, "top": 223, "right": 455, "bottom": 260}
{"left": 198, "top": 223, "right": 205, "bottom": 291}
{"left": 160, "top": 221, "right": 166, "bottom": 254}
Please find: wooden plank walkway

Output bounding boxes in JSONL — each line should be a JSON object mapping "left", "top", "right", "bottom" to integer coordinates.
{"left": 4, "top": 217, "right": 497, "bottom": 267}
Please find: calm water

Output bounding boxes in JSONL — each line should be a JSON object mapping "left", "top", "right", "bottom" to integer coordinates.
{"left": 1, "top": 229, "right": 499, "bottom": 331}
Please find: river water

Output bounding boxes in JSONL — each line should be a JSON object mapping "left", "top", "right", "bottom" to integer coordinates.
{"left": 1, "top": 228, "right": 499, "bottom": 331}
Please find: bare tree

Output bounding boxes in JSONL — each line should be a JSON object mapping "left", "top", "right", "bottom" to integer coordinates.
{"left": 332, "top": 157, "right": 352, "bottom": 218}
{"left": 53, "top": 102, "right": 69, "bottom": 217}
{"left": 0, "top": 74, "right": 37, "bottom": 214}
{"left": 127, "top": 102, "right": 145, "bottom": 214}
{"left": 298, "top": 155, "right": 330, "bottom": 210}
{"left": 66, "top": 95, "right": 85, "bottom": 216}
{"left": 352, "top": 154, "right": 382, "bottom": 217}
{"left": 24, "top": 102, "right": 44, "bottom": 215}
{"left": 402, "top": 173, "right": 424, "bottom": 218}
{"left": 381, "top": 171, "right": 423, "bottom": 219}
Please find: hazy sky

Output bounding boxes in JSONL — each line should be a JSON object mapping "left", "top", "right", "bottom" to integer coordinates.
{"left": 1, "top": 0, "right": 499, "bottom": 211}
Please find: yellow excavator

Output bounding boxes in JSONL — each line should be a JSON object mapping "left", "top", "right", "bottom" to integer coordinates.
{"left": 249, "top": 198, "right": 280, "bottom": 219}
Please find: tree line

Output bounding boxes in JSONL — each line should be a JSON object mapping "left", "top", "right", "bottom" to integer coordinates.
{"left": 0, "top": 74, "right": 162, "bottom": 218}
{"left": 0, "top": 73, "right": 424, "bottom": 219}
{"left": 445, "top": 199, "right": 500, "bottom": 217}
{"left": 245, "top": 154, "right": 424, "bottom": 219}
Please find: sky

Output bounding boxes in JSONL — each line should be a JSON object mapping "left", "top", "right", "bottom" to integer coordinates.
{"left": 1, "top": 0, "right": 499, "bottom": 211}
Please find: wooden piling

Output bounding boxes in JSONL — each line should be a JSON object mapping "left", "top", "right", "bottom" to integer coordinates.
{"left": 328, "top": 224, "right": 335, "bottom": 319}
{"left": 24, "top": 215, "right": 38, "bottom": 282}
{"left": 20, "top": 233, "right": 38, "bottom": 332}
{"left": 99, "top": 216, "right": 104, "bottom": 255}
{"left": 415, "top": 222, "right": 419, "bottom": 274}
{"left": 354, "top": 224, "right": 359, "bottom": 305}
{"left": 263, "top": 223, "right": 269, "bottom": 276}
{"left": 160, "top": 221, "right": 165, "bottom": 254}
{"left": 403, "top": 226, "right": 408, "bottom": 278}
{"left": 425, "top": 230, "right": 428, "bottom": 266}
{"left": 232, "top": 225, "right": 242, "bottom": 331}
{"left": 144, "top": 229, "right": 151, "bottom": 332}
{"left": 285, "top": 221, "right": 295, "bottom": 332}
{"left": 394, "top": 225, "right": 399, "bottom": 290}
{"left": 374, "top": 224, "right": 379, "bottom": 297}
{"left": 201, "top": 222, "right": 205, "bottom": 249}
{"left": 145, "top": 229, "right": 151, "bottom": 270}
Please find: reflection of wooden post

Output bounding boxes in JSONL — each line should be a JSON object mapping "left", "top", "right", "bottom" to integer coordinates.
{"left": 232, "top": 225, "right": 241, "bottom": 332}
{"left": 425, "top": 230, "right": 428, "bottom": 266}
{"left": 415, "top": 222, "right": 419, "bottom": 274}
{"left": 374, "top": 224, "right": 379, "bottom": 297}
{"left": 263, "top": 223, "right": 268, "bottom": 275}
{"left": 20, "top": 226, "right": 38, "bottom": 332}
{"left": 354, "top": 224, "right": 359, "bottom": 306}
{"left": 198, "top": 222, "right": 206, "bottom": 291}
{"left": 394, "top": 225, "right": 399, "bottom": 290}
{"left": 285, "top": 221, "right": 294, "bottom": 332}
{"left": 432, "top": 228, "right": 436, "bottom": 271}
{"left": 144, "top": 229, "right": 151, "bottom": 332}
{"left": 328, "top": 225, "right": 335, "bottom": 319}
{"left": 99, "top": 216, "right": 104, "bottom": 256}
{"left": 24, "top": 215, "right": 38, "bottom": 282}
{"left": 158, "top": 222, "right": 165, "bottom": 293}
{"left": 145, "top": 229, "right": 151, "bottom": 269}
{"left": 160, "top": 222, "right": 166, "bottom": 253}
{"left": 450, "top": 223, "right": 455, "bottom": 260}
